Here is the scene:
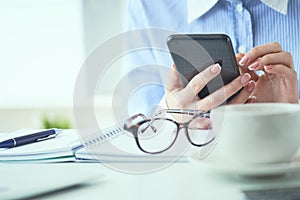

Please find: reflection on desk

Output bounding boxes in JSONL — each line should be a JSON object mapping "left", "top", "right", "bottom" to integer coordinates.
{"left": 2, "top": 163, "right": 300, "bottom": 200}
{"left": 0, "top": 164, "right": 104, "bottom": 199}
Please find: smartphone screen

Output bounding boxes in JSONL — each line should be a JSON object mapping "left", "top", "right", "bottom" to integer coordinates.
{"left": 167, "top": 34, "right": 240, "bottom": 102}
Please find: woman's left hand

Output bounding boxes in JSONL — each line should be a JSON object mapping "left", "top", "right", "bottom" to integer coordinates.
{"left": 238, "top": 42, "right": 299, "bottom": 103}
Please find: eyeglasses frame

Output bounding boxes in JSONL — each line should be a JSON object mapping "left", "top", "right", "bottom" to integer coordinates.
{"left": 123, "top": 109, "right": 214, "bottom": 154}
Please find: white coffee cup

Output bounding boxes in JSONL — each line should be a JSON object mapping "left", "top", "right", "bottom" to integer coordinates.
{"left": 210, "top": 103, "right": 300, "bottom": 165}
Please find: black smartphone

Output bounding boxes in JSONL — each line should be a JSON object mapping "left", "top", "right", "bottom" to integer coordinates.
{"left": 167, "top": 34, "right": 240, "bottom": 102}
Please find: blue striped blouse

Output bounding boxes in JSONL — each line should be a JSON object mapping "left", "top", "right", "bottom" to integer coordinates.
{"left": 124, "top": 0, "right": 300, "bottom": 115}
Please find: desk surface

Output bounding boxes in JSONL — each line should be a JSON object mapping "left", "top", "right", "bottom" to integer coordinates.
{"left": 3, "top": 162, "right": 300, "bottom": 200}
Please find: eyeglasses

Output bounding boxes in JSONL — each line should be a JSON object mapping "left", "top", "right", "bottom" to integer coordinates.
{"left": 123, "top": 109, "right": 214, "bottom": 154}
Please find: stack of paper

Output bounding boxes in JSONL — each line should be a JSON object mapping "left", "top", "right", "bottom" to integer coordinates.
{"left": 0, "top": 129, "right": 82, "bottom": 162}
{"left": 0, "top": 127, "right": 199, "bottom": 163}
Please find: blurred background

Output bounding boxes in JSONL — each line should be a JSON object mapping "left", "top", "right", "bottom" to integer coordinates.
{"left": 0, "top": 0, "right": 128, "bottom": 131}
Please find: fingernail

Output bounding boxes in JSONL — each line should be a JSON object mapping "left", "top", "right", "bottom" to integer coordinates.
{"left": 248, "top": 96, "right": 257, "bottom": 103}
{"left": 239, "top": 55, "right": 249, "bottom": 66}
{"left": 248, "top": 61, "right": 260, "bottom": 70}
{"left": 264, "top": 65, "right": 272, "bottom": 71}
{"left": 240, "top": 73, "right": 251, "bottom": 85}
{"left": 247, "top": 80, "right": 255, "bottom": 92}
{"left": 210, "top": 64, "right": 221, "bottom": 73}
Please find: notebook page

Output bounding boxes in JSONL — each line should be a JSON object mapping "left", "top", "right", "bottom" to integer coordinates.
{"left": 75, "top": 127, "right": 206, "bottom": 162}
{"left": 0, "top": 129, "right": 80, "bottom": 161}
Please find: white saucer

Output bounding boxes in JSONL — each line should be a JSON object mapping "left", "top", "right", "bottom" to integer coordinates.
{"left": 189, "top": 151, "right": 300, "bottom": 177}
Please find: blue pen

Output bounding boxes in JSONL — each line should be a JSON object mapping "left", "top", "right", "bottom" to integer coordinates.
{"left": 0, "top": 129, "right": 63, "bottom": 148}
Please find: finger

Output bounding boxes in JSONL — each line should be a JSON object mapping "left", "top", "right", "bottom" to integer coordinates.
{"left": 236, "top": 53, "right": 259, "bottom": 81}
{"left": 264, "top": 64, "right": 297, "bottom": 78}
{"left": 246, "top": 96, "right": 257, "bottom": 104}
{"left": 236, "top": 53, "right": 245, "bottom": 63}
{"left": 237, "top": 53, "right": 248, "bottom": 74}
{"left": 199, "top": 73, "right": 251, "bottom": 110}
{"left": 264, "top": 64, "right": 299, "bottom": 103}
{"left": 229, "top": 80, "right": 256, "bottom": 104}
{"left": 239, "top": 42, "right": 282, "bottom": 67}
{"left": 238, "top": 65, "right": 259, "bottom": 82}
{"left": 165, "top": 64, "right": 183, "bottom": 92}
{"left": 184, "top": 63, "right": 221, "bottom": 97}
{"left": 248, "top": 52, "right": 294, "bottom": 71}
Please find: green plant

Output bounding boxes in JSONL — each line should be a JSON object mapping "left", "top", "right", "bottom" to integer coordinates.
{"left": 41, "top": 115, "right": 71, "bottom": 129}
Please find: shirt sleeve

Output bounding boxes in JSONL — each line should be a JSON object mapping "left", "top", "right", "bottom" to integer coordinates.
{"left": 121, "top": 0, "right": 166, "bottom": 117}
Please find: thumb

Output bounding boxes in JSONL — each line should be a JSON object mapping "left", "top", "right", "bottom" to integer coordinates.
{"left": 165, "top": 64, "right": 183, "bottom": 92}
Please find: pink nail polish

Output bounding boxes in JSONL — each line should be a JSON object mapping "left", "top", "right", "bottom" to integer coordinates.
{"left": 248, "top": 61, "right": 260, "bottom": 70}
{"left": 239, "top": 55, "right": 249, "bottom": 66}
{"left": 264, "top": 65, "right": 272, "bottom": 71}
{"left": 210, "top": 64, "right": 221, "bottom": 73}
{"left": 240, "top": 73, "right": 251, "bottom": 85}
{"left": 247, "top": 80, "right": 255, "bottom": 92}
{"left": 248, "top": 96, "right": 257, "bottom": 103}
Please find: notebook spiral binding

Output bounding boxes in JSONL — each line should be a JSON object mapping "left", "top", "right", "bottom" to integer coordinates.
{"left": 83, "top": 126, "right": 124, "bottom": 149}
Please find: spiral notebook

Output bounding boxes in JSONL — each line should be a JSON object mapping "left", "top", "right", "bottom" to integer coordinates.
{"left": 0, "top": 126, "right": 189, "bottom": 163}
{"left": 79, "top": 126, "right": 124, "bottom": 149}
{"left": 75, "top": 127, "right": 188, "bottom": 163}
{"left": 0, "top": 129, "right": 81, "bottom": 162}
{"left": 0, "top": 126, "right": 124, "bottom": 163}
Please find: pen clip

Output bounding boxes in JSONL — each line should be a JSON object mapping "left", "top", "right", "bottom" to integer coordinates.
{"left": 37, "top": 133, "right": 58, "bottom": 142}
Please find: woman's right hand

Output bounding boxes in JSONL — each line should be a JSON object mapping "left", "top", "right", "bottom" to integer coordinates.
{"left": 165, "top": 63, "right": 255, "bottom": 112}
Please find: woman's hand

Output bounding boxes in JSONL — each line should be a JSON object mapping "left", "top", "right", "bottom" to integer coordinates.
{"left": 238, "top": 42, "right": 299, "bottom": 103}
{"left": 165, "top": 63, "right": 255, "bottom": 112}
